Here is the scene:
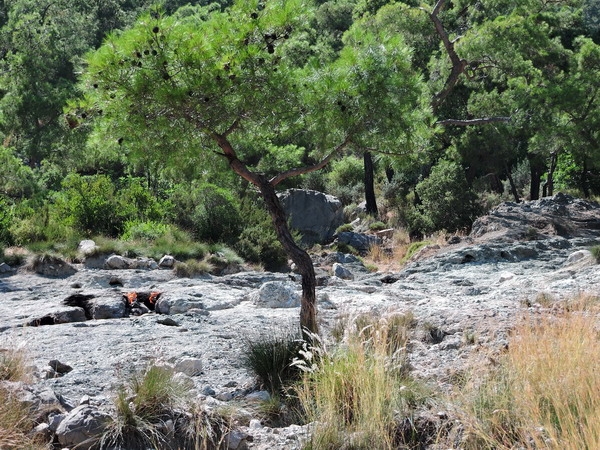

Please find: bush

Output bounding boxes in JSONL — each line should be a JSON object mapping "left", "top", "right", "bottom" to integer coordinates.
{"left": 242, "top": 329, "right": 304, "bottom": 395}
{"left": 121, "top": 220, "right": 171, "bottom": 242}
{"left": 407, "top": 159, "right": 479, "bottom": 236}
{"left": 235, "top": 198, "right": 289, "bottom": 271}
{"left": 590, "top": 244, "right": 600, "bottom": 263}
{"left": 326, "top": 156, "right": 364, "bottom": 204}
{"left": 55, "top": 174, "right": 164, "bottom": 238}
{"left": 170, "top": 182, "right": 243, "bottom": 244}
{"left": 0, "top": 196, "right": 12, "bottom": 245}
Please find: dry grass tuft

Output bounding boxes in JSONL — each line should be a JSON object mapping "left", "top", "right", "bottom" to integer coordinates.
{"left": 298, "top": 312, "right": 428, "bottom": 449}
{"left": 0, "top": 346, "right": 46, "bottom": 450}
{"left": 458, "top": 302, "right": 600, "bottom": 449}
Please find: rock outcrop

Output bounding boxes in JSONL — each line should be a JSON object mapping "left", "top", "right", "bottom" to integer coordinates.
{"left": 1, "top": 193, "right": 600, "bottom": 448}
{"left": 278, "top": 189, "right": 344, "bottom": 245}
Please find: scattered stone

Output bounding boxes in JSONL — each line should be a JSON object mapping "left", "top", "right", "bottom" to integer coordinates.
{"left": 157, "top": 317, "right": 180, "bottom": 326}
{"left": 224, "top": 429, "right": 250, "bottom": 450}
{"left": 159, "top": 254, "right": 176, "bottom": 268}
{"left": 56, "top": 405, "right": 111, "bottom": 450}
{"left": 174, "top": 357, "right": 203, "bottom": 376}
{"left": 336, "top": 231, "right": 382, "bottom": 255}
{"left": 332, "top": 263, "right": 354, "bottom": 280}
{"left": 77, "top": 240, "right": 98, "bottom": 256}
{"left": 249, "top": 281, "right": 300, "bottom": 308}
{"left": 245, "top": 390, "right": 270, "bottom": 402}
{"left": 49, "top": 360, "right": 73, "bottom": 374}
{"left": 104, "top": 254, "right": 130, "bottom": 269}
{"left": 0, "top": 262, "right": 12, "bottom": 273}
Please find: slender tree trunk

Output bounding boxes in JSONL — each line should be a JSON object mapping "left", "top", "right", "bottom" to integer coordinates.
{"left": 543, "top": 152, "right": 558, "bottom": 197}
{"left": 528, "top": 153, "right": 544, "bottom": 201}
{"left": 385, "top": 167, "right": 394, "bottom": 183}
{"left": 363, "top": 151, "right": 378, "bottom": 217}
{"left": 257, "top": 177, "right": 318, "bottom": 336}
{"left": 581, "top": 158, "right": 590, "bottom": 198}
{"left": 506, "top": 167, "right": 520, "bottom": 203}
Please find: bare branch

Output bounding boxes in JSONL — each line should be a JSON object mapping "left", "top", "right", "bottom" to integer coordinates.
{"left": 436, "top": 116, "right": 511, "bottom": 126}
{"left": 269, "top": 137, "right": 352, "bottom": 186}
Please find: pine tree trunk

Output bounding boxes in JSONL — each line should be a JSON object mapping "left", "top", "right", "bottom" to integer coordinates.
{"left": 257, "top": 177, "right": 318, "bottom": 336}
{"left": 364, "top": 151, "right": 378, "bottom": 217}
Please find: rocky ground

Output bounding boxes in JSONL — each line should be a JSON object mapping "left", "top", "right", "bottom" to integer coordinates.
{"left": 1, "top": 193, "right": 600, "bottom": 449}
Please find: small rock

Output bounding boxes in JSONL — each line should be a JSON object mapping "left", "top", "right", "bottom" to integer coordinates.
{"left": 0, "top": 262, "right": 12, "bottom": 273}
{"left": 77, "top": 240, "right": 98, "bottom": 256}
{"left": 250, "top": 281, "right": 300, "bottom": 308}
{"left": 104, "top": 255, "right": 131, "bottom": 270}
{"left": 201, "top": 386, "right": 216, "bottom": 396}
{"left": 157, "top": 317, "right": 180, "bottom": 327}
{"left": 174, "top": 357, "right": 203, "bottom": 376}
{"left": 225, "top": 429, "right": 250, "bottom": 450}
{"left": 245, "top": 390, "right": 270, "bottom": 402}
{"left": 49, "top": 360, "right": 73, "bottom": 375}
{"left": 56, "top": 405, "right": 111, "bottom": 450}
{"left": 159, "top": 255, "right": 176, "bottom": 268}
{"left": 332, "top": 263, "right": 354, "bottom": 280}
{"left": 249, "top": 419, "right": 262, "bottom": 429}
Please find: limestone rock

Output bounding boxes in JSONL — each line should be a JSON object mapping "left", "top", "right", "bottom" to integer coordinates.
{"left": 159, "top": 254, "right": 176, "bottom": 268}
{"left": 77, "top": 240, "right": 98, "bottom": 256}
{"left": 26, "top": 254, "right": 77, "bottom": 277}
{"left": 332, "top": 263, "right": 354, "bottom": 280}
{"left": 249, "top": 281, "right": 300, "bottom": 308}
{"left": 174, "top": 357, "right": 203, "bottom": 376}
{"left": 104, "top": 254, "right": 131, "bottom": 269}
{"left": 56, "top": 404, "right": 111, "bottom": 450}
{"left": 336, "top": 231, "right": 382, "bottom": 255}
{"left": 278, "top": 189, "right": 343, "bottom": 245}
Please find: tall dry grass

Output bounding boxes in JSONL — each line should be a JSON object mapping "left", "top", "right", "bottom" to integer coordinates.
{"left": 297, "top": 313, "right": 428, "bottom": 450}
{"left": 0, "top": 347, "right": 46, "bottom": 450}
{"left": 460, "top": 298, "right": 600, "bottom": 449}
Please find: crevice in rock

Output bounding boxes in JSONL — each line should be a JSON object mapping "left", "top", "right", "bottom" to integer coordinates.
{"left": 63, "top": 294, "right": 96, "bottom": 320}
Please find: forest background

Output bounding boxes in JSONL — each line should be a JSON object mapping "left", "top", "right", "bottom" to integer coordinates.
{"left": 0, "top": 0, "right": 599, "bottom": 272}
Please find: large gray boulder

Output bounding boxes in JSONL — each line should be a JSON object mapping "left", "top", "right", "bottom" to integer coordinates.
{"left": 278, "top": 189, "right": 344, "bottom": 245}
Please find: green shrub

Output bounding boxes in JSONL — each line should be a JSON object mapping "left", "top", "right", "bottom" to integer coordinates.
{"left": 407, "top": 159, "right": 479, "bottom": 236}
{"left": 121, "top": 220, "right": 171, "bottom": 242}
{"left": 235, "top": 198, "right": 288, "bottom": 271}
{"left": 171, "top": 182, "right": 243, "bottom": 244}
{"left": 242, "top": 329, "right": 304, "bottom": 395}
{"left": 335, "top": 223, "right": 354, "bottom": 234}
{"left": 55, "top": 174, "right": 164, "bottom": 238}
{"left": 0, "top": 196, "right": 12, "bottom": 246}
{"left": 326, "top": 156, "right": 364, "bottom": 204}
{"left": 368, "top": 221, "right": 387, "bottom": 232}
